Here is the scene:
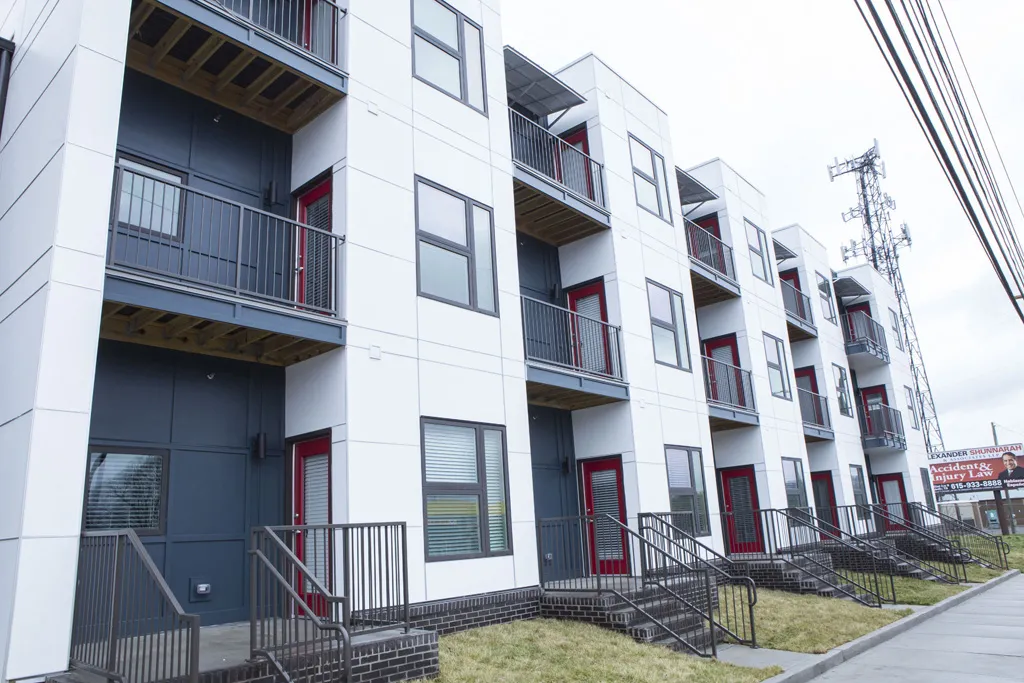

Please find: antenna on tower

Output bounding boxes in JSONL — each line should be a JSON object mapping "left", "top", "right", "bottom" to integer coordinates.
{"left": 828, "top": 143, "right": 945, "bottom": 454}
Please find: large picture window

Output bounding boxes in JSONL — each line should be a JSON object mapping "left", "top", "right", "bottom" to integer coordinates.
{"left": 817, "top": 272, "right": 837, "bottom": 324}
{"left": 84, "top": 450, "right": 167, "bottom": 534}
{"left": 905, "top": 386, "right": 920, "bottom": 429}
{"left": 763, "top": 333, "right": 791, "bottom": 399}
{"left": 647, "top": 280, "right": 691, "bottom": 370}
{"left": 117, "top": 157, "right": 184, "bottom": 239}
{"left": 850, "top": 464, "right": 870, "bottom": 519}
{"left": 833, "top": 364, "right": 853, "bottom": 417}
{"left": 746, "top": 220, "right": 773, "bottom": 284}
{"left": 889, "top": 308, "right": 903, "bottom": 351}
{"left": 782, "top": 458, "right": 808, "bottom": 511}
{"left": 413, "top": 0, "right": 486, "bottom": 112}
{"left": 665, "top": 446, "right": 710, "bottom": 537}
{"left": 416, "top": 178, "right": 496, "bottom": 314}
{"left": 920, "top": 468, "right": 936, "bottom": 510}
{"left": 629, "top": 135, "right": 672, "bottom": 223}
{"left": 422, "top": 419, "right": 510, "bottom": 560}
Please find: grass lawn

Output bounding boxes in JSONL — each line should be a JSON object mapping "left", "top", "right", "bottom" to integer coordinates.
{"left": 1002, "top": 534, "right": 1024, "bottom": 571}
{"left": 890, "top": 576, "right": 965, "bottom": 605}
{"left": 749, "top": 590, "right": 912, "bottom": 654}
{"left": 964, "top": 564, "right": 1005, "bottom": 583}
{"left": 434, "top": 619, "right": 782, "bottom": 683}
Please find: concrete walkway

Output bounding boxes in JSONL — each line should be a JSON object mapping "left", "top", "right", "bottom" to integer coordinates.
{"left": 810, "top": 573, "right": 1024, "bottom": 682}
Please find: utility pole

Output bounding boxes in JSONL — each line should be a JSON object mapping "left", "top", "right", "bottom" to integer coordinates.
{"left": 992, "top": 422, "right": 1012, "bottom": 535}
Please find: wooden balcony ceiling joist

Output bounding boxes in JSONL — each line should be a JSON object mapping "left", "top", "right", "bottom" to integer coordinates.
{"left": 127, "top": 0, "right": 342, "bottom": 133}
{"left": 513, "top": 183, "right": 607, "bottom": 247}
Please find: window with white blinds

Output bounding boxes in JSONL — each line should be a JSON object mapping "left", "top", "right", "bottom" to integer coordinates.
{"left": 84, "top": 451, "right": 165, "bottom": 533}
{"left": 665, "top": 446, "right": 710, "bottom": 537}
{"left": 422, "top": 419, "right": 510, "bottom": 560}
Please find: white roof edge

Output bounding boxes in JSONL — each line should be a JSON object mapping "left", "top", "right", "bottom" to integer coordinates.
{"left": 553, "top": 52, "right": 669, "bottom": 116}
{"left": 685, "top": 157, "right": 766, "bottom": 197}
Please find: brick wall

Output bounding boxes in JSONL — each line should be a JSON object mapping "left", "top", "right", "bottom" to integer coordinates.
{"left": 408, "top": 587, "right": 541, "bottom": 635}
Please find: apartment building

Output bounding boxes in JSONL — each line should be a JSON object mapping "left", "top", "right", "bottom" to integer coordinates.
{"left": 0, "top": 1, "right": 941, "bottom": 681}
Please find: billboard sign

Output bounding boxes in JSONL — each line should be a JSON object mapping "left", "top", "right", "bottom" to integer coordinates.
{"left": 928, "top": 443, "right": 1024, "bottom": 494}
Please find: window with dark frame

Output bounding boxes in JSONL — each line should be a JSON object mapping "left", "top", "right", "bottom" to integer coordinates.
{"left": 412, "top": 0, "right": 486, "bottom": 112}
{"left": 905, "top": 386, "right": 920, "bottom": 429}
{"left": 421, "top": 419, "right": 510, "bottom": 560}
{"left": 665, "top": 446, "right": 710, "bottom": 537}
{"left": 629, "top": 135, "right": 673, "bottom": 223}
{"left": 416, "top": 177, "right": 496, "bottom": 314}
{"left": 850, "top": 464, "right": 870, "bottom": 519}
{"left": 0, "top": 39, "right": 13, "bottom": 141}
{"left": 782, "top": 458, "right": 808, "bottom": 511}
{"left": 746, "top": 219, "right": 773, "bottom": 284}
{"left": 116, "top": 156, "right": 185, "bottom": 239}
{"left": 817, "top": 272, "right": 837, "bottom": 324}
{"left": 920, "top": 468, "right": 936, "bottom": 510}
{"left": 763, "top": 333, "right": 791, "bottom": 399}
{"left": 84, "top": 450, "right": 166, "bottom": 534}
{"left": 889, "top": 308, "right": 903, "bottom": 350}
{"left": 647, "top": 280, "right": 691, "bottom": 370}
{"left": 833, "top": 363, "right": 854, "bottom": 417}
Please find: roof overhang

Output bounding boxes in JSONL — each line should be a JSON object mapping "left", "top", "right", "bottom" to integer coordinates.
{"left": 676, "top": 167, "right": 718, "bottom": 205}
{"left": 773, "top": 239, "right": 798, "bottom": 261}
{"left": 834, "top": 275, "right": 871, "bottom": 298}
{"left": 504, "top": 45, "right": 586, "bottom": 119}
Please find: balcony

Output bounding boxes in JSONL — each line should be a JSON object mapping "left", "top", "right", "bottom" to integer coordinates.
{"left": 798, "top": 388, "right": 834, "bottom": 441}
{"left": 685, "top": 218, "right": 740, "bottom": 306}
{"left": 842, "top": 311, "right": 889, "bottom": 367}
{"left": 102, "top": 163, "right": 345, "bottom": 365}
{"left": 509, "top": 110, "right": 611, "bottom": 246}
{"left": 522, "top": 296, "right": 627, "bottom": 409}
{"left": 780, "top": 280, "right": 816, "bottom": 340}
{"left": 858, "top": 403, "right": 907, "bottom": 451}
{"left": 702, "top": 356, "right": 758, "bottom": 430}
{"left": 127, "top": 0, "right": 347, "bottom": 132}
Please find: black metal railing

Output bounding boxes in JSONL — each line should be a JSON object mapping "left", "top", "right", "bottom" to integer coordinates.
{"left": 509, "top": 109, "right": 607, "bottom": 209}
{"left": 842, "top": 311, "right": 889, "bottom": 359}
{"left": 640, "top": 513, "right": 756, "bottom": 647}
{"left": 109, "top": 163, "right": 341, "bottom": 317}
{"left": 70, "top": 530, "right": 200, "bottom": 683}
{"left": 780, "top": 280, "right": 813, "bottom": 326}
{"left": 858, "top": 402, "right": 906, "bottom": 448}
{"left": 908, "top": 502, "right": 1009, "bottom": 570}
{"left": 684, "top": 219, "right": 737, "bottom": 283}
{"left": 522, "top": 296, "right": 624, "bottom": 381}
{"left": 208, "top": 0, "right": 344, "bottom": 67}
{"left": 250, "top": 523, "right": 409, "bottom": 681}
{"left": 798, "top": 388, "right": 831, "bottom": 430}
{"left": 702, "top": 356, "right": 756, "bottom": 413}
{"left": 536, "top": 515, "right": 720, "bottom": 657}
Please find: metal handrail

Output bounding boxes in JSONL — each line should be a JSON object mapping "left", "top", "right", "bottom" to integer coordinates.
{"left": 701, "top": 355, "right": 756, "bottom": 412}
{"left": 109, "top": 163, "right": 342, "bottom": 317}
{"left": 857, "top": 402, "right": 906, "bottom": 443}
{"left": 797, "top": 388, "right": 831, "bottom": 429}
{"left": 521, "top": 296, "right": 624, "bottom": 381}
{"left": 684, "top": 218, "right": 737, "bottom": 283}
{"left": 842, "top": 311, "right": 889, "bottom": 355}
{"left": 846, "top": 504, "right": 965, "bottom": 583}
{"left": 70, "top": 530, "right": 200, "bottom": 682}
{"left": 508, "top": 109, "right": 607, "bottom": 209}
{"left": 780, "top": 279, "right": 814, "bottom": 325}
{"left": 908, "top": 502, "right": 1009, "bottom": 569}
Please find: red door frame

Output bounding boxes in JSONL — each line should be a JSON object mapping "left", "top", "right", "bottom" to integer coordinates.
{"left": 860, "top": 385, "right": 889, "bottom": 434}
{"left": 794, "top": 367, "right": 821, "bottom": 424}
{"left": 302, "top": 0, "right": 337, "bottom": 62}
{"left": 779, "top": 269, "right": 801, "bottom": 291}
{"left": 293, "top": 435, "right": 332, "bottom": 616}
{"left": 810, "top": 471, "right": 838, "bottom": 536}
{"left": 720, "top": 466, "right": 763, "bottom": 554}
{"left": 846, "top": 302, "right": 872, "bottom": 338}
{"left": 566, "top": 280, "right": 610, "bottom": 374}
{"left": 691, "top": 214, "right": 725, "bottom": 267}
{"left": 876, "top": 473, "right": 909, "bottom": 528}
{"left": 580, "top": 457, "right": 629, "bottom": 575}
{"left": 297, "top": 178, "right": 332, "bottom": 308}
{"left": 557, "top": 127, "right": 594, "bottom": 201}
{"left": 703, "top": 334, "right": 742, "bottom": 404}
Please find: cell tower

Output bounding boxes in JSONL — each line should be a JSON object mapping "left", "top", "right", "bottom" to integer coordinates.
{"left": 828, "top": 141, "right": 945, "bottom": 453}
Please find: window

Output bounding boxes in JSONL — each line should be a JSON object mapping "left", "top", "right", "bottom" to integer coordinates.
{"left": 833, "top": 364, "right": 853, "bottom": 417}
{"left": 889, "top": 309, "right": 903, "bottom": 350}
{"left": 412, "top": 0, "right": 486, "bottom": 112}
{"left": 920, "top": 468, "right": 936, "bottom": 510}
{"left": 416, "top": 178, "right": 496, "bottom": 313}
{"left": 746, "top": 220, "right": 773, "bottom": 284}
{"left": 817, "top": 272, "right": 837, "bottom": 324}
{"left": 117, "top": 157, "right": 184, "bottom": 239}
{"left": 905, "top": 386, "right": 920, "bottom": 429}
{"left": 629, "top": 135, "right": 672, "bottom": 223}
{"left": 647, "top": 281, "right": 691, "bottom": 370}
{"left": 0, "top": 39, "right": 12, "bottom": 141}
{"left": 422, "top": 419, "right": 510, "bottom": 560}
{"left": 850, "top": 464, "right": 870, "bottom": 519}
{"left": 665, "top": 446, "right": 710, "bottom": 537}
{"left": 782, "top": 458, "right": 808, "bottom": 511}
{"left": 84, "top": 450, "right": 166, "bottom": 534}
{"left": 763, "top": 333, "right": 791, "bottom": 399}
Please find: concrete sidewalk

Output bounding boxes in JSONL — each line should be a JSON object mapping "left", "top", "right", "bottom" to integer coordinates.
{"left": 810, "top": 573, "right": 1024, "bottom": 682}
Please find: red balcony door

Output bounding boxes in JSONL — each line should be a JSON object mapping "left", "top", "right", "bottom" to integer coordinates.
{"left": 861, "top": 385, "right": 888, "bottom": 434}
{"left": 721, "top": 466, "right": 763, "bottom": 554}
{"left": 297, "top": 178, "right": 332, "bottom": 310}
{"left": 691, "top": 214, "right": 724, "bottom": 268}
{"left": 567, "top": 281, "right": 610, "bottom": 375}
{"left": 846, "top": 302, "right": 872, "bottom": 339}
{"left": 581, "top": 457, "right": 629, "bottom": 575}
{"left": 695, "top": 215, "right": 721, "bottom": 239}
{"left": 795, "top": 367, "right": 820, "bottom": 424}
{"left": 779, "top": 269, "right": 801, "bottom": 290}
{"left": 703, "top": 334, "right": 741, "bottom": 404}
{"left": 876, "top": 473, "right": 909, "bottom": 529}
{"left": 811, "top": 471, "right": 838, "bottom": 537}
{"left": 553, "top": 127, "right": 594, "bottom": 201}
{"left": 293, "top": 436, "right": 332, "bottom": 616}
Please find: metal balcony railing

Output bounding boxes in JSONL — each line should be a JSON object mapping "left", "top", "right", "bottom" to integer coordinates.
{"left": 842, "top": 311, "right": 888, "bottom": 355}
{"left": 684, "top": 218, "right": 737, "bottom": 283}
{"left": 780, "top": 279, "right": 813, "bottom": 325}
{"left": 108, "top": 163, "right": 341, "bottom": 316}
{"left": 702, "top": 356, "right": 756, "bottom": 413}
{"left": 509, "top": 109, "right": 607, "bottom": 209}
{"left": 797, "top": 388, "right": 831, "bottom": 430}
{"left": 522, "top": 297, "right": 624, "bottom": 381}
{"left": 209, "top": 0, "right": 344, "bottom": 67}
{"left": 858, "top": 402, "right": 906, "bottom": 446}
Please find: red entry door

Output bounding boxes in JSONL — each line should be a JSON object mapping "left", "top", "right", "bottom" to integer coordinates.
{"left": 846, "top": 302, "right": 872, "bottom": 339}
{"left": 297, "top": 179, "right": 332, "bottom": 311}
{"left": 876, "top": 473, "right": 909, "bottom": 528}
{"left": 567, "top": 281, "right": 610, "bottom": 375}
{"left": 794, "top": 367, "right": 822, "bottom": 424}
{"left": 557, "top": 128, "right": 594, "bottom": 201}
{"left": 294, "top": 436, "right": 331, "bottom": 615}
{"left": 811, "top": 471, "right": 838, "bottom": 536}
{"left": 861, "top": 385, "right": 888, "bottom": 434}
{"left": 581, "top": 458, "right": 629, "bottom": 575}
{"left": 721, "top": 466, "right": 763, "bottom": 554}
{"left": 703, "top": 335, "right": 742, "bottom": 405}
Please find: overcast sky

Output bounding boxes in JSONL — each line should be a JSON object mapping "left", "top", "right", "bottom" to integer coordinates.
{"left": 503, "top": 0, "right": 1024, "bottom": 449}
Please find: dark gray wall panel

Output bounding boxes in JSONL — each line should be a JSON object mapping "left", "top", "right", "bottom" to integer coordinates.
{"left": 90, "top": 342, "right": 175, "bottom": 444}
{"left": 518, "top": 232, "right": 562, "bottom": 304}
